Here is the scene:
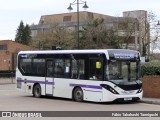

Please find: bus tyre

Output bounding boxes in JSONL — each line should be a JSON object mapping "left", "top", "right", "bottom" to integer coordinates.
{"left": 73, "top": 87, "right": 83, "bottom": 102}
{"left": 33, "top": 84, "right": 41, "bottom": 98}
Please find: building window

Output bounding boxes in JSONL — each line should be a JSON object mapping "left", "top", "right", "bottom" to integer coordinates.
{"left": 0, "top": 45, "right": 7, "bottom": 50}
{"left": 63, "top": 16, "right": 72, "bottom": 22}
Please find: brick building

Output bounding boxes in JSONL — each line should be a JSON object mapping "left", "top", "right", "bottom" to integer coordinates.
{"left": 0, "top": 40, "right": 31, "bottom": 71}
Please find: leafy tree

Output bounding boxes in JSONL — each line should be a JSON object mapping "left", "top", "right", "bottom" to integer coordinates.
{"left": 31, "top": 24, "right": 75, "bottom": 50}
{"left": 134, "top": 11, "right": 160, "bottom": 57}
{"left": 15, "top": 21, "right": 32, "bottom": 45}
{"left": 79, "top": 18, "right": 124, "bottom": 49}
{"left": 80, "top": 18, "right": 105, "bottom": 49}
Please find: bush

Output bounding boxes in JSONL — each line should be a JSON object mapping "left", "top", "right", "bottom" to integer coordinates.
{"left": 141, "top": 62, "right": 160, "bottom": 76}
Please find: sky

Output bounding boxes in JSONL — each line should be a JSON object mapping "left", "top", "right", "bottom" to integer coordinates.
{"left": 0, "top": 0, "right": 160, "bottom": 40}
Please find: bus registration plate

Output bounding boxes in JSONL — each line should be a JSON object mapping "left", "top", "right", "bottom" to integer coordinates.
{"left": 124, "top": 97, "right": 132, "bottom": 101}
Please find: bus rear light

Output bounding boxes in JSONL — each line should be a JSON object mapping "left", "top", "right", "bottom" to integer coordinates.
{"left": 100, "top": 84, "right": 119, "bottom": 94}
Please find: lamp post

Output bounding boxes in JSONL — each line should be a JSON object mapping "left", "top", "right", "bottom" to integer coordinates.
{"left": 67, "top": 0, "right": 88, "bottom": 49}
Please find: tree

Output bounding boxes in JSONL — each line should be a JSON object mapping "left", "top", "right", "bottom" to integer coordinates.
{"left": 15, "top": 21, "right": 32, "bottom": 45}
{"left": 79, "top": 18, "right": 124, "bottom": 49}
{"left": 80, "top": 18, "right": 107, "bottom": 49}
{"left": 138, "top": 11, "right": 160, "bottom": 57}
{"left": 15, "top": 21, "right": 24, "bottom": 43}
{"left": 22, "top": 24, "right": 32, "bottom": 45}
{"left": 31, "top": 24, "right": 75, "bottom": 50}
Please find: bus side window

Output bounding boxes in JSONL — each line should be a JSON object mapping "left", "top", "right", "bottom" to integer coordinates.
{"left": 71, "top": 59, "right": 78, "bottom": 79}
{"left": 54, "top": 59, "right": 64, "bottom": 78}
{"left": 53, "top": 59, "right": 71, "bottom": 78}
{"left": 20, "top": 59, "right": 32, "bottom": 74}
{"left": 64, "top": 59, "right": 71, "bottom": 78}
{"left": 46, "top": 61, "right": 54, "bottom": 77}
{"left": 78, "top": 60, "right": 85, "bottom": 79}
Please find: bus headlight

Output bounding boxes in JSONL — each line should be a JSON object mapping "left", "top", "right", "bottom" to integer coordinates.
{"left": 100, "top": 84, "right": 119, "bottom": 94}
{"left": 137, "top": 88, "right": 142, "bottom": 93}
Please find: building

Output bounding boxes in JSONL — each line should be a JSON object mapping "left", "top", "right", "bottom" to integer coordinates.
{"left": 30, "top": 10, "right": 149, "bottom": 56}
{"left": 123, "top": 10, "right": 149, "bottom": 57}
{"left": 0, "top": 40, "right": 31, "bottom": 71}
{"left": 30, "top": 11, "right": 114, "bottom": 36}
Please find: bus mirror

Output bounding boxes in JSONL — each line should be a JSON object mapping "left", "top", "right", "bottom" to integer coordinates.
{"left": 96, "top": 62, "right": 102, "bottom": 69}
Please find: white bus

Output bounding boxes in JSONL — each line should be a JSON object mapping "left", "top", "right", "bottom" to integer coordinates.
{"left": 16, "top": 49, "right": 142, "bottom": 102}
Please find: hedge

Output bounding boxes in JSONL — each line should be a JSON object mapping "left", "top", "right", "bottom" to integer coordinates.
{"left": 141, "top": 62, "right": 160, "bottom": 76}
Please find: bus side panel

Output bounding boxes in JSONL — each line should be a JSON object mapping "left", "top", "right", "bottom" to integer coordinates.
{"left": 70, "top": 80, "right": 103, "bottom": 102}
{"left": 53, "top": 78, "right": 74, "bottom": 99}
{"left": 83, "top": 90, "right": 103, "bottom": 102}
{"left": 23, "top": 76, "right": 46, "bottom": 96}
{"left": 82, "top": 81, "right": 103, "bottom": 102}
{"left": 16, "top": 69, "right": 46, "bottom": 96}
{"left": 53, "top": 78, "right": 103, "bottom": 102}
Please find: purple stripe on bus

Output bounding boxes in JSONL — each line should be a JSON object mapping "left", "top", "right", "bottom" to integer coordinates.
{"left": 17, "top": 79, "right": 54, "bottom": 85}
{"left": 70, "top": 83, "right": 102, "bottom": 89}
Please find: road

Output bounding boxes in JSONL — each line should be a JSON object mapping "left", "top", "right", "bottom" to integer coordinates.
{"left": 0, "top": 84, "right": 160, "bottom": 120}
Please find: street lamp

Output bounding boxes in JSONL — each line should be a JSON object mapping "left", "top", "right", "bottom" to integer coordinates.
{"left": 67, "top": 0, "right": 89, "bottom": 49}
{"left": 157, "top": 20, "right": 160, "bottom": 25}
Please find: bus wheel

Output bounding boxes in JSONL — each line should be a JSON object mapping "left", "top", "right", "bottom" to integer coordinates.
{"left": 33, "top": 84, "right": 41, "bottom": 98}
{"left": 73, "top": 87, "right": 83, "bottom": 102}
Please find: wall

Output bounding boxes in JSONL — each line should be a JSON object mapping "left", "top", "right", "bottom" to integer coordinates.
{"left": 0, "top": 40, "right": 31, "bottom": 70}
{"left": 142, "top": 76, "right": 160, "bottom": 98}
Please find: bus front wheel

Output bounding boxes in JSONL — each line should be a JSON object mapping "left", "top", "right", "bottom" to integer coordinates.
{"left": 33, "top": 84, "right": 41, "bottom": 98}
{"left": 73, "top": 87, "right": 83, "bottom": 102}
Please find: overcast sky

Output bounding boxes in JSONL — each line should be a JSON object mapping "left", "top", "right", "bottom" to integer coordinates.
{"left": 0, "top": 0, "right": 160, "bottom": 40}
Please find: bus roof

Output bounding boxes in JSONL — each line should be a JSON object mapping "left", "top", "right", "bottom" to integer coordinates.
{"left": 18, "top": 49, "right": 140, "bottom": 60}
{"left": 18, "top": 49, "right": 139, "bottom": 55}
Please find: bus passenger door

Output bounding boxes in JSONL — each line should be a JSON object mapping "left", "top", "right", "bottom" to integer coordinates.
{"left": 45, "top": 60, "right": 54, "bottom": 95}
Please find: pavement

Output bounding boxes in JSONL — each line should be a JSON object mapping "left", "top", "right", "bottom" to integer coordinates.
{"left": 141, "top": 97, "right": 160, "bottom": 105}
{"left": 0, "top": 77, "right": 15, "bottom": 84}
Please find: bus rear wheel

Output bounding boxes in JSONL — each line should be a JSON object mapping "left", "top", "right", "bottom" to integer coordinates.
{"left": 73, "top": 87, "right": 83, "bottom": 102}
{"left": 33, "top": 84, "right": 41, "bottom": 98}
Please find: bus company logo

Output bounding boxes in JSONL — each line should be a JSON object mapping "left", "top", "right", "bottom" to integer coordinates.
{"left": 20, "top": 55, "right": 28, "bottom": 58}
{"left": 1, "top": 112, "right": 42, "bottom": 118}
{"left": 2, "top": 112, "right": 11, "bottom": 117}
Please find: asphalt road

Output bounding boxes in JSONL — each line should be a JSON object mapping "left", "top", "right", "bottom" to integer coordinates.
{"left": 0, "top": 84, "right": 160, "bottom": 120}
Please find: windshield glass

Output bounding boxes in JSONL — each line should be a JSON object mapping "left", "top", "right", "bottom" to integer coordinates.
{"left": 106, "top": 60, "right": 140, "bottom": 81}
